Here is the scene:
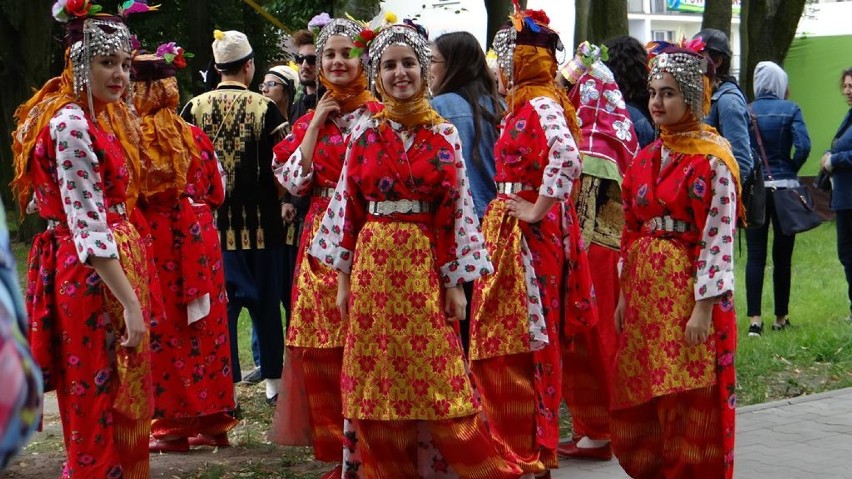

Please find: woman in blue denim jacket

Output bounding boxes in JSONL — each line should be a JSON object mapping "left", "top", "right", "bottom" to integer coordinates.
{"left": 429, "top": 31, "right": 504, "bottom": 353}
{"left": 745, "top": 61, "right": 811, "bottom": 336}
{"left": 821, "top": 68, "right": 852, "bottom": 322}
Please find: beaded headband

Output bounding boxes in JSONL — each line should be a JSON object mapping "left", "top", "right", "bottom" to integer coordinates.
{"left": 316, "top": 18, "right": 363, "bottom": 56}
{"left": 68, "top": 18, "right": 132, "bottom": 96}
{"left": 648, "top": 46, "right": 708, "bottom": 122}
{"left": 492, "top": 27, "right": 516, "bottom": 88}
{"left": 366, "top": 24, "right": 430, "bottom": 91}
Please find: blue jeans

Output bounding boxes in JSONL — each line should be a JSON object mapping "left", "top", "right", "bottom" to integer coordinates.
{"left": 745, "top": 191, "right": 796, "bottom": 317}
{"left": 837, "top": 209, "right": 852, "bottom": 315}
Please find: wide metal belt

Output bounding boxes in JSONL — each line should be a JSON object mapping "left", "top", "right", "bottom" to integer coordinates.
{"left": 643, "top": 216, "right": 695, "bottom": 233}
{"left": 313, "top": 186, "right": 335, "bottom": 198}
{"left": 368, "top": 199, "right": 433, "bottom": 215}
{"left": 496, "top": 182, "right": 535, "bottom": 195}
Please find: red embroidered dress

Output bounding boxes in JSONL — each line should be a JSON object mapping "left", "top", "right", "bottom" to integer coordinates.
{"left": 311, "top": 118, "right": 492, "bottom": 420}
{"left": 26, "top": 104, "right": 153, "bottom": 478}
{"left": 613, "top": 140, "right": 738, "bottom": 477}
{"left": 470, "top": 96, "right": 583, "bottom": 460}
{"left": 269, "top": 107, "right": 372, "bottom": 461}
{"left": 141, "top": 124, "right": 235, "bottom": 437}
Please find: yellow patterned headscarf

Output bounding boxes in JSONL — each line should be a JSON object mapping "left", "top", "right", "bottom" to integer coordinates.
{"left": 132, "top": 75, "right": 199, "bottom": 198}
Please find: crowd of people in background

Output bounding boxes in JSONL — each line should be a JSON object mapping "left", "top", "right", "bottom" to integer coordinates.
{"left": 3, "top": 1, "right": 852, "bottom": 478}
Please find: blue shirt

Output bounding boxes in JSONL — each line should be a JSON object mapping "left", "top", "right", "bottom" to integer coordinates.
{"left": 431, "top": 92, "right": 499, "bottom": 218}
{"left": 748, "top": 93, "right": 811, "bottom": 181}
{"left": 626, "top": 104, "right": 655, "bottom": 149}
{"left": 707, "top": 80, "right": 754, "bottom": 181}
{"left": 829, "top": 109, "right": 852, "bottom": 210}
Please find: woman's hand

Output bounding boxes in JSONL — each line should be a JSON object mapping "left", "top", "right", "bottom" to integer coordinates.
{"left": 614, "top": 290, "right": 626, "bottom": 335}
{"left": 311, "top": 92, "right": 341, "bottom": 126}
{"left": 685, "top": 299, "right": 714, "bottom": 346}
{"left": 120, "top": 298, "right": 146, "bottom": 348}
{"left": 821, "top": 152, "right": 834, "bottom": 172}
{"left": 337, "top": 272, "right": 351, "bottom": 321}
{"left": 444, "top": 285, "right": 467, "bottom": 322}
{"left": 506, "top": 194, "right": 556, "bottom": 224}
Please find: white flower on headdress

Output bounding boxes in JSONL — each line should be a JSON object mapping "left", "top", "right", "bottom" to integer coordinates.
{"left": 52, "top": 0, "right": 71, "bottom": 22}
{"left": 579, "top": 79, "right": 599, "bottom": 105}
{"left": 613, "top": 119, "right": 633, "bottom": 142}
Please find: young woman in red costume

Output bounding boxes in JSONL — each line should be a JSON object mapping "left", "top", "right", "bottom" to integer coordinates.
{"left": 12, "top": 2, "right": 154, "bottom": 477}
{"left": 269, "top": 15, "right": 376, "bottom": 478}
{"left": 470, "top": 5, "right": 594, "bottom": 476}
{"left": 610, "top": 39, "right": 739, "bottom": 479}
{"left": 309, "top": 21, "right": 522, "bottom": 479}
{"left": 132, "top": 46, "right": 237, "bottom": 453}
{"left": 558, "top": 42, "right": 641, "bottom": 461}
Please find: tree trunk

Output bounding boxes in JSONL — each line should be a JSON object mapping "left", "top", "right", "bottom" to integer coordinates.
{"left": 741, "top": 0, "right": 807, "bottom": 101}
{"left": 573, "top": 0, "right": 591, "bottom": 48}
{"left": 484, "top": 0, "right": 527, "bottom": 48}
{"left": 333, "top": 0, "right": 380, "bottom": 22}
{"left": 702, "top": 0, "right": 733, "bottom": 39}
{"left": 0, "top": 1, "right": 53, "bottom": 239}
{"left": 186, "top": 0, "right": 211, "bottom": 95}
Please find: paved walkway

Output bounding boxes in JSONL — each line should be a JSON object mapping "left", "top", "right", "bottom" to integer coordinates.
{"left": 552, "top": 387, "right": 852, "bottom": 478}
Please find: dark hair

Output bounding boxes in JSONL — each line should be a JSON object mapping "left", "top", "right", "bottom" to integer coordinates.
{"left": 291, "top": 29, "right": 314, "bottom": 49}
{"left": 841, "top": 68, "right": 852, "bottom": 85}
{"left": 602, "top": 35, "right": 648, "bottom": 105}
{"left": 432, "top": 31, "right": 503, "bottom": 165}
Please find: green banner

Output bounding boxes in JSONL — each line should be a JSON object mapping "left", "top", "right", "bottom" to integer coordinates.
{"left": 666, "top": 0, "right": 741, "bottom": 15}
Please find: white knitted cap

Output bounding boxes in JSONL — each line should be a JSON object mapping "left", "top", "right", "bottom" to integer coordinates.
{"left": 212, "top": 29, "right": 253, "bottom": 68}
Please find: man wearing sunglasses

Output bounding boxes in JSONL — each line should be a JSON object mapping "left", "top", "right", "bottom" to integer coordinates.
{"left": 290, "top": 29, "right": 318, "bottom": 122}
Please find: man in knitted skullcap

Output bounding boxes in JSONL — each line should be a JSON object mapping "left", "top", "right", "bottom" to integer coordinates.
{"left": 181, "top": 30, "right": 286, "bottom": 405}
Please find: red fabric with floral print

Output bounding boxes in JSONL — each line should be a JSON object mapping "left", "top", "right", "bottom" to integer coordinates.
{"left": 618, "top": 142, "right": 737, "bottom": 478}
{"left": 26, "top": 105, "right": 154, "bottom": 477}
{"left": 273, "top": 111, "right": 349, "bottom": 192}
{"left": 142, "top": 125, "right": 234, "bottom": 423}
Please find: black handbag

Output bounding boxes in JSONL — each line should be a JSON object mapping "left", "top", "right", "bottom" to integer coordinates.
{"left": 772, "top": 186, "right": 823, "bottom": 235}
{"left": 743, "top": 110, "right": 767, "bottom": 229}
{"left": 751, "top": 106, "right": 822, "bottom": 236}
{"left": 816, "top": 167, "right": 832, "bottom": 192}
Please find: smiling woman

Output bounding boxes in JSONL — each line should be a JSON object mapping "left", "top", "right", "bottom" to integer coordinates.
{"left": 89, "top": 52, "right": 132, "bottom": 103}
{"left": 307, "top": 22, "right": 522, "bottom": 478}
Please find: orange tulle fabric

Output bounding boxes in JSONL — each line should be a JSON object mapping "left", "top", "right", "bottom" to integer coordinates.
{"left": 132, "top": 77, "right": 199, "bottom": 198}
{"left": 506, "top": 44, "right": 582, "bottom": 144}
{"left": 319, "top": 67, "right": 375, "bottom": 114}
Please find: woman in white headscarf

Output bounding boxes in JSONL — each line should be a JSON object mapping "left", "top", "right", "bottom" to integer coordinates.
{"left": 744, "top": 61, "right": 812, "bottom": 337}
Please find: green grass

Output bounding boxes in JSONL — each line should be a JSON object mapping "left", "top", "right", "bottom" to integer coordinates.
{"left": 732, "top": 221, "right": 852, "bottom": 405}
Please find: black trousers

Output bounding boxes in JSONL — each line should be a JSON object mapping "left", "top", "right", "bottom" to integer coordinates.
{"left": 836, "top": 208, "right": 852, "bottom": 315}
{"left": 224, "top": 246, "right": 285, "bottom": 382}
{"left": 745, "top": 191, "right": 796, "bottom": 317}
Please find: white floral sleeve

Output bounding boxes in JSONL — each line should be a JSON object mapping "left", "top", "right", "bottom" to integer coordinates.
{"left": 695, "top": 156, "right": 736, "bottom": 300}
{"left": 272, "top": 134, "right": 313, "bottom": 197}
{"left": 530, "top": 96, "right": 583, "bottom": 199}
{"left": 50, "top": 105, "right": 118, "bottom": 264}
{"left": 435, "top": 124, "right": 494, "bottom": 286}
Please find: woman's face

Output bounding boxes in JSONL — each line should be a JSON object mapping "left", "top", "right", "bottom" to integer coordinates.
{"left": 648, "top": 72, "right": 688, "bottom": 127}
{"left": 89, "top": 51, "right": 131, "bottom": 104}
{"left": 260, "top": 73, "right": 289, "bottom": 107}
{"left": 321, "top": 35, "right": 361, "bottom": 86}
{"left": 379, "top": 44, "right": 421, "bottom": 101}
{"left": 429, "top": 47, "right": 447, "bottom": 92}
{"left": 843, "top": 74, "right": 852, "bottom": 107}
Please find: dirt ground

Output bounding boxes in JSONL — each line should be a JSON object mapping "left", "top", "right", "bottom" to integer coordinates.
{"left": 2, "top": 387, "right": 331, "bottom": 479}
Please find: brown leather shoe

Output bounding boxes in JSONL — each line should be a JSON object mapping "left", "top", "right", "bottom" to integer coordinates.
{"left": 556, "top": 441, "right": 612, "bottom": 461}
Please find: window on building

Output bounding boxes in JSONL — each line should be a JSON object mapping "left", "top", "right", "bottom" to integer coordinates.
{"left": 652, "top": 30, "right": 675, "bottom": 41}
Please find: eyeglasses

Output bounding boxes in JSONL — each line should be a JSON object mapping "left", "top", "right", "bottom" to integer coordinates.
{"left": 258, "top": 81, "right": 285, "bottom": 90}
{"left": 295, "top": 54, "right": 317, "bottom": 66}
{"left": 430, "top": 57, "right": 445, "bottom": 64}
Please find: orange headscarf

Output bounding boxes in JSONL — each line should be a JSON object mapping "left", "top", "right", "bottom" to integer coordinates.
{"left": 132, "top": 75, "right": 199, "bottom": 198}
{"left": 12, "top": 50, "right": 142, "bottom": 213}
{"left": 658, "top": 76, "right": 743, "bottom": 220}
{"left": 505, "top": 45, "right": 582, "bottom": 144}
{"left": 319, "top": 66, "right": 375, "bottom": 114}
